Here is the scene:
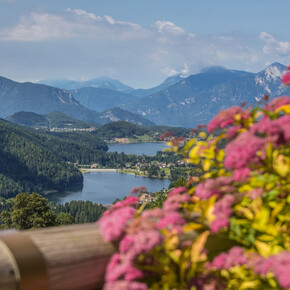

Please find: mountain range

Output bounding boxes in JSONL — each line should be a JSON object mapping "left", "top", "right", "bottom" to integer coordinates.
{"left": 37, "top": 77, "right": 134, "bottom": 92}
{"left": 1, "top": 62, "right": 288, "bottom": 128}
{"left": 121, "top": 62, "right": 288, "bottom": 127}
{"left": 0, "top": 76, "right": 154, "bottom": 126}
{"left": 6, "top": 111, "right": 99, "bottom": 129}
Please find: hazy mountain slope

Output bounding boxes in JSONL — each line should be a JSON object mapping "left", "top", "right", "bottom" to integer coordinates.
{"left": 120, "top": 63, "right": 287, "bottom": 127}
{"left": 38, "top": 77, "right": 134, "bottom": 91}
{"left": 99, "top": 107, "right": 155, "bottom": 126}
{"left": 130, "top": 74, "right": 185, "bottom": 98}
{"left": 7, "top": 111, "right": 99, "bottom": 129}
{"left": 0, "top": 76, "right": 154, "bottom": 126}
{"left": 0, "top": 76, "right": 103, "bottom": 123}
{"left": 69, "top": 87, "right": 135, "bottom": 112}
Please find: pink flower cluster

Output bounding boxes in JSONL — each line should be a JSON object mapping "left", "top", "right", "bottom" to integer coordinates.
{"left": 208, "top": 106, "right": 250, "bottom": 133}
{"left": 264, "top": 96, "right": 290, "bottom": 112}
{"left": 224, "top": 101, "right": 290, "bottom": 174}
{"left": 251, "top": 114, "right": 290, "bottom": 146}
{"left": 157, "top": 212, "right": 186, "bottom": 233}
{"left": 281, "top": 65, "right": 290, "bottom": 86}
{"left": 224, "top": 131, "right": 265, "bottom": 170}
{"left": 195, "top": 176, "right": 234, "bottom": 200}
{"left": 209, "top": 247, "right": 248, "bottom": 270}
{"left": 105, "top": 253, "right": 144, "bottom": 282}
{"left": 211, "top": 194, "right": 235, "bottom": 233}
{"left": 98, "top": 196, "right": 139, "bottom": 242}
{"left": 99, "top": 187, "right": 192, "bottom": 289}
{"left": 105, "top": 196, "right": 139, "bottom": 213}
{"left": 99, "top": 206, "right": 136, "bottom": 242}
{"left": 254, "top": 251, "right": 290, "bottom": 289}
{"left": 162, "top": 187, "right": 191, "bottom": 211}
{"left": 209, "top": 249, "right": 290, "bottom": 289}
{"left": 119, "top": 230, "right": 163, "bottom": 258}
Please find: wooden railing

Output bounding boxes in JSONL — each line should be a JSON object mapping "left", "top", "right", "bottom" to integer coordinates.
{"left": 0, "top": 224, "right": 115, "bottom": 290}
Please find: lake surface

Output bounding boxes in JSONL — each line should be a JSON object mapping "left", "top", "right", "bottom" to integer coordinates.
{"left": 108, "top": 142, "right": 168, "bottom": 155}
{"left": 47, "top": 171, "right": 171, "bottom": 205}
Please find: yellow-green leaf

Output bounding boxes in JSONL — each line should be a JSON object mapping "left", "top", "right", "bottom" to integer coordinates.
{"left": 202, "top": 159, "right": 211, "bottom": 171}
{"left": 191, "top": 230, "right": 210, "bottom": 263}
{"left": 198, "top": 131, "right": 207, "bottom": 139}
{"left": 275, "top": 104, "right": 290, "bottom": 114}
{"left": 254, "top": 240, "right": 271, "bottom": 257}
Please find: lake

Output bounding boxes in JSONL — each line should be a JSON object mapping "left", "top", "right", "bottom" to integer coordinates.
{"left": 108, "top": 142, "right": 168, "bottom": 155}
{"left": 47, "top": 171, "right": 171, "bottom": 205}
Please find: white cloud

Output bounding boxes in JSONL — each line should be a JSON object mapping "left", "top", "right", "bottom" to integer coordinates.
{"left": 260, "top": 32, "right": 290, "bottom": 55}
{"left": 154, "top": 21, "right": 184, "bottom": 35}
{"left": 0, "top": 9, "right": 144, "bottom": 41}
{"left": 67, "top": 8, "right": 100, "bottom": 21}
{"left": 0, "top": 8, "right": 289, "bottom": 87}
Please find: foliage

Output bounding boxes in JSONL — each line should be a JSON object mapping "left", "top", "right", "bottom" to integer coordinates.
{"left": 99, "top": 91, "right": 290, "bottom": 289}
{"left": 50, "top": 200, "right": 106, "bottom": 223}
{"left": 146, "top": 191, "right": 168, "bottom": 209}
{"left": 0, "top": 119, "right": 83, "bottom": 198}
{"left": 96, "top": 121, "right": 149, "bottom": 140}
{"left": 147, "top": 165, "right": 160, "bottom": 178}
{"left": 0, "top": 193, "right": 58, "bottom": 230}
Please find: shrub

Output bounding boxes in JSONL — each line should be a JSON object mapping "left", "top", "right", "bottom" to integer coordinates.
{"left": 99, "top": 81, "right": 290, "bottom": 289}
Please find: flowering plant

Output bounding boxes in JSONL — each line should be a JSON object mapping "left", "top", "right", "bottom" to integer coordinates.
{"left": 99, "top": 78, "right": 290, "bottom": 289}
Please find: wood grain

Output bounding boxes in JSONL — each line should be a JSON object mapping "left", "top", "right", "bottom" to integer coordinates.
{"left": 0, "top": 224, "right": 115, "bottom": 290}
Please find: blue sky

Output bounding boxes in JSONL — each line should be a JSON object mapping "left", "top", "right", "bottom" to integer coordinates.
{"left": 0, "top": 0, "right": 290, "bottom": 88}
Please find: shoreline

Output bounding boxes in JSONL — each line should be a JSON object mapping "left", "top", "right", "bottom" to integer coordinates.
{"left": 79, "top": 168, "right": 117, "bottom": 172}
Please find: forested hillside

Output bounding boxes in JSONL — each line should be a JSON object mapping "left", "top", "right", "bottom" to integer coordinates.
{"left": 0, "top": 119, "right": 83, "bottom": 198}
{"left": 7, "top": 111, "right": 99, "bottom": 129}
{"left": 96, "top": 121, "right": 149, "bottom": 139}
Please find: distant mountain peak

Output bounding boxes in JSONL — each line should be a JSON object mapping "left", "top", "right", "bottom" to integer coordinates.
{"left": 201, "top": 65, "right": 229, "bottom": 73}
{"left": 258, "top": 62, "right": 286, "bottom": 82}
{"left": 162, "top": 74, "right": 184, "bottom": 85}
{"left": 37, "top": 77, "right": 134, "bottom": 91}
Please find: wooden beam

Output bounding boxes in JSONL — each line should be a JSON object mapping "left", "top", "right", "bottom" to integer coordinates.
{"left": 0, "top": 224, "right": 115, "bottom": 290}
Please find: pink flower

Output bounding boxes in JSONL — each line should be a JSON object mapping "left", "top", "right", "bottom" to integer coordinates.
{"left": 275, "top": 115, "right": 290, "bottom": 143}
{"left": 281, "top": 72, "right": 290, "bottom": 85}
{"left": 224, "top": 131, "right": 265, "bottom": 170}
{"left": 163, "top": 192, "right": 191, "bottom": 212}
{"left": 247, "top": 188, "right": 263, "bottom": 200}
{"left": 124, "top": 266, "right": 144, "bottom": 281}
{"left": 119, "top": 230, "right": 163, "bottom": 258}
{"left": 208, "top": 106, "right": 250, "bottom": 133}
{"left": 157, "top": 212, "right": 186, "bottom": 232}
{"left": 226, "top": 126, "right": 241, "bottom": 140}
{"left": 168, "top": 186, "right": 188, "bottom": 197}
{"left": 141, "top": 208, "right": 164, "bottom": 219}
{"left": 213, "top": 195, "right": 234, "bottom": 216}
{"left": 211, "top": 253, "right": 227, "bottom": 268}
{"left": 105, "top": 253, "right": 143, "bottom": 283}
{"left": 195, "top": 176, "right": 233, "bottom": 200}
{"left": 99, "top": 206, "right": 136, "bottom": 242}
{"left": 211, "top": 217, "right": 229, "bottom": 233}
{"left": 211, "top": 194, "right": 235, "bottom": 233}
{"left": 108, "top": 196, "right": 139, "bottom": 212}
{"left": 210, "top": 247, "right": 247, "bottom": 270}
{"left": 233, "top": 167, "right": 251, "bottom": 182}
{"left": 264, "top": 96, "right": 290, "bottom": 112}
{"left": 254, "top": 251, "right": 290, "bottom": 289}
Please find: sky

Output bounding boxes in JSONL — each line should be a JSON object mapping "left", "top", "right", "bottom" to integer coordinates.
{"left": 0, "top": 0, "right": 290, "bottom": 88}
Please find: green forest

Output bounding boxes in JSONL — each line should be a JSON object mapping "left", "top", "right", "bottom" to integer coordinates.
{"left": 0, "top": 193, "right": 106, "bottom": 229}
{"left": 0, "top": 118, "right": 191, "bottom": 198}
